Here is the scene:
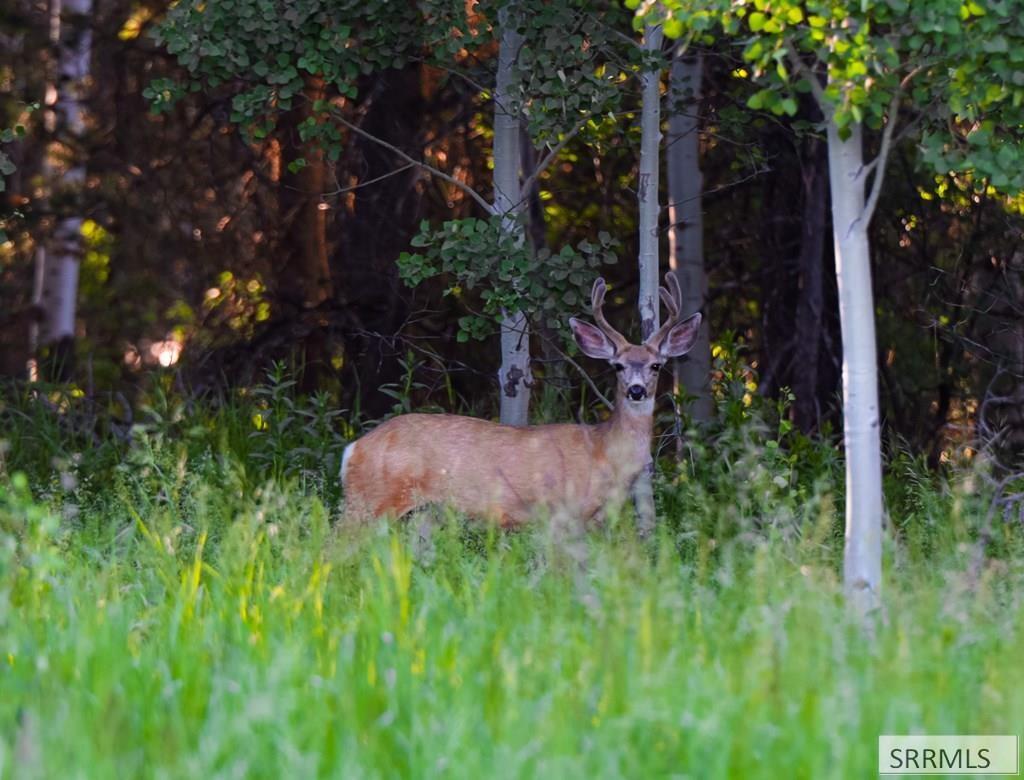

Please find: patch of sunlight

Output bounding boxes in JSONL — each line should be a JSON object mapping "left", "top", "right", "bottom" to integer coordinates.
{"left": 118, "top": 6, "right": 154, "bottom": 40}
{"left": 149, "top": 338, "right": 182, "bottom": 367}
{"left": 80, "top": 219, "right": 106, "bottom": 243}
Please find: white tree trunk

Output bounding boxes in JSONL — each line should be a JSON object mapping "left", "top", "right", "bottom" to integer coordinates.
{"left": 826, "top": 119, "right": 884, "bottom": 613}
{"left": 29, "top": 0, "right": 91, "bottom": 380}
{"left": 637, "top": 25, "right": 664, "bottom": 342}
{"left": 666, "top": 49, "right": 712, "bottom": 425}
{"left": 493, "top": 3, "right": 532, "bottom": 426}
{"left": 632, "top": 24, "right": 663, "bottom": 536}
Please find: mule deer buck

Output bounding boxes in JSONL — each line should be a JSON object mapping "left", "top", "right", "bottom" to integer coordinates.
{"left": 341, "top": 274, "right": 701, "bottom": 526}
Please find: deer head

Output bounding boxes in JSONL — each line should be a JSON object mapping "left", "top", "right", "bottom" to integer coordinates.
{"left": 569, "top": 274, "right": 702, "bottom": 407}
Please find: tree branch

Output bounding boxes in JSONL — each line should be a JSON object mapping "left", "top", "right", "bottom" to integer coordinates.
{"left": 518, "top": 122, "right": 585, "bottom": 201}
{"left": 517, "top": 107, "right": 645, "bottom": 207}
{"left": 786, "top": 47, "right": 827, "bottom": 112}
{"left": 325, "top": 162, "right": 416, "bottom": 197}
{"left": 551, "top": 343, "right": 614, "bottom": 411}
{"left": 330, "top": 109, "right": 494, "bottom": 214}
{"left": 589, "top": 13, "right": 643, "bottom": 52}
{"left": 861, "top": 90, "right": 900, "bottom": 225}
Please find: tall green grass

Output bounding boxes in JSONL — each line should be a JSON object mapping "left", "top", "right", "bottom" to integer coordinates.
{"left": 0, "top": 377, "right": 1022, "bottom": 777}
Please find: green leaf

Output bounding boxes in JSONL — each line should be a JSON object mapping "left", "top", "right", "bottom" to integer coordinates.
{"left": 663, "top": 16, "right": 684, "bottom": 38}
{"left": 982, "top": 35, "right": 1009, "bottom": 53}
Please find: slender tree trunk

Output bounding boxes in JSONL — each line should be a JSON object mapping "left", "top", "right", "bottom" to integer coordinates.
{"left": 636, "top": 26, "right": 664, "bottom": 341}
{"left": 666, "top": 49, "right": 712, "bottom": 425}
{"left": 29, "top": 0, "right": 92, "bottom": 381}
{"left": 494, "top": 3, "right": 532, "bottom": 426}
{"left": 521, "top": 131, "right": 548, "bottom": 256}
{"left": 826, "top": 120, "right": 883, "bottom": 613}
{"left": 793, "top": 138, "right": 828, "bottom": 434}
{"left": 632, "top": 24, "right": 663, "bottom": 536}
{"left": 277, "top": 76, "right": 332, "bottom": 311}
{"left": 270, "top": 76, "right": 332, "bottom": 390}
{"left": 522, "top": 132, "right": 565, "bottom": 389}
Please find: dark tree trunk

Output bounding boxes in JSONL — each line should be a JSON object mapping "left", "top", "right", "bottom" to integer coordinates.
{"left": 757, "top": 168, "right": 786, "bottom": 399}
{"left": 521, "top": 131, "right": 566, "bottom": 392}
{"left": 276, "top": 76, "right": 332, "bottom": 310}
{"left": 271, "top": 76, "right": 333, "bottom": 391}
{"left": 667, "top": 50, "right": 712, "bottom": 426}
{"left": 341, "top": 65, "right": 426, "bottom": 418}
{"left": 793, "top": 138, "right": 829, "bottom": 434}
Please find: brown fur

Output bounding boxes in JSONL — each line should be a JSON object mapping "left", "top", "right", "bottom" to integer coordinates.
{"left": 342, "top": 403, "right": 653, "bottom": 525}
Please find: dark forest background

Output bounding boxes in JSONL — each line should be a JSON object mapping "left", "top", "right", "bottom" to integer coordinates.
{"left": 3, "top": 0, "right": 1023, "bottom": 469}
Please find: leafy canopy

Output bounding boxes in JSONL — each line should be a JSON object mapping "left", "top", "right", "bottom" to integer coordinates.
{"left": 640, "top": 0, "right": 1024, "bottom": 192}
{"left": 149, "top": 0, "right": 634, "bottom": 149}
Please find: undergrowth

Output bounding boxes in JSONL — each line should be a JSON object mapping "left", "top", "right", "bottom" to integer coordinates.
{"left": 0, "top": 367, "right": 1021, "bottom": 777}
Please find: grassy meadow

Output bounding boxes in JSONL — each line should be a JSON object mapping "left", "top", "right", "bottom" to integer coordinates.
{"left": 0, "top": 378, "right": 1022, "bottom": 778}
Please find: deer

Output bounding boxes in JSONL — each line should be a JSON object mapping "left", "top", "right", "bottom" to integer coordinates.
{"left": 341, "top": 273, "right": 702, "bottom": 526}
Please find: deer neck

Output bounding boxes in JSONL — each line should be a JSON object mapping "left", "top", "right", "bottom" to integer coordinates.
{"left": 600, "top": 394, "right": 655, "bottom": 468}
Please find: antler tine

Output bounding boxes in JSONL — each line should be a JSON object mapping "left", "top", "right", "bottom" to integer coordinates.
{"left": 590, "top": 277, "right": 607, "bottom": 312}
{"left": 590, "top": 277, "right": 629, "bottom": 349}
{"left": 646, "top": 272, "right": 687, "bottom": 347}
{"left": 658, "top": 272, "right": 682, "bottom": 323}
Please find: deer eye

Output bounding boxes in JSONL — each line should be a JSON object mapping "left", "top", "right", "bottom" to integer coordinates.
{"left": 612, "top": 363, "right": 625, "bottom": 372}
{"left": 651, "top": 363, "right": 662, "bottom": 372}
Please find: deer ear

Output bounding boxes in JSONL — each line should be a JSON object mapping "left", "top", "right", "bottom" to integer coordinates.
{"left": 570, "top": 317, "right": 617, "bottom": 360}
{"left": 655, "top": 313, "right": 702, "bottom": 358}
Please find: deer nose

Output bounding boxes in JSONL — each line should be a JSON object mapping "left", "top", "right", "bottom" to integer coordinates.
{"left": 627, "top": 384, "right": 647, "bottom": 401}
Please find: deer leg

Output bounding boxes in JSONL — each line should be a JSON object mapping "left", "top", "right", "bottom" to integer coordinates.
{"left": 372, "top": 496, "right": 419, "bottom": 521}
{"left": 631, "top": 461, "right": 657, "bottom": 539}
{"left": 587, "top": 506, "right": 609, "bottom": 530}
{"left": 546, "top": 507, "right": 601, "bottom": 616}
{"left": 411, "top": 509, "right": 437, "bottom": 565}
